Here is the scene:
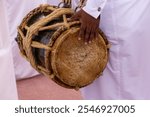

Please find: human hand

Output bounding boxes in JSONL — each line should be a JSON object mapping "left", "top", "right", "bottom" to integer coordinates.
{"left": 71, "top": 9, "right": 100, "bottom": 44}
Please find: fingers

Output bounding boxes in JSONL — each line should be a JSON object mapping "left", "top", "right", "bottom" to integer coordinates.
{"left": 89, "top": 31, "right": 95, "bottom": 43}
{"left": 79, "top": 25, "right": 97, "bottom": 44}
{"left": 85, "top": 28, "right": 91, "bottom": 44}
{"left": 79, "top": 25, "right": 86, "bottom": 40}
{"left": 71, "top": 9, "right": 100, "bottom": 44}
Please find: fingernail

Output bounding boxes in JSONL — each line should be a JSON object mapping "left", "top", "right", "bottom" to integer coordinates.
{"left": 89, "top": 41, "right": 91, "bottom": 44}
{"left": 78, "top": 37, "right": 81, "bottom": 40}
{"left": 85, "top": 42, "right": 88, "bottom": 45}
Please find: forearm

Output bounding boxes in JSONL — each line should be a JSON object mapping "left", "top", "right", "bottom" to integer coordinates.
{"left": 83, "top": 0, "right": 107, "bottom": 19}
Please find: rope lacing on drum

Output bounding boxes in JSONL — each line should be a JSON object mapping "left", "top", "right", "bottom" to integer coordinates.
{"left": 59, "top": 0, "right": 87, "bottom": 9}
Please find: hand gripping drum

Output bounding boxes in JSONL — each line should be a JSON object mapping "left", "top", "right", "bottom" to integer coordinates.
{"left": 16, "top": 4, "right": 110, "bottom": 90}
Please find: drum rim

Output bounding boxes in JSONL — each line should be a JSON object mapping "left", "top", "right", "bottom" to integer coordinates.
{"left": 51, "top": 27, "right": 108, "bottom": 88}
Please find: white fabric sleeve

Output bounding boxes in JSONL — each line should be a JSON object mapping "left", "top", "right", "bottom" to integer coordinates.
{"left": 83, "top": 0, "right": 107, "bottom": 19}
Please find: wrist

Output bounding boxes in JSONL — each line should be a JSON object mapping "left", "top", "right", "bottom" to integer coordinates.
{"left": 83, "top": 0, "right": 107, "bottom": 19}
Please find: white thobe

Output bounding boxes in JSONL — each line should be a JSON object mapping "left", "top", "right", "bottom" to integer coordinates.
{"left": 6, "top": 0, "right": 47, "bottom": 80}
{"left": 0, "top": 0, "right": 61, "bottom": 99}
{"left": 0, "top": 0, "right": 18, "bottom": 99}
{"left": 6, "top": 0, "right": 63, "bottom": 80}
{"left": 75, "top": 0, "right": 150, "bottom": 99}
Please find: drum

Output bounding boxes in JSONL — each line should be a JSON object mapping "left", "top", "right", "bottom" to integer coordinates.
{"left": 16, "top": 4, "right": 109, "bottom": 90}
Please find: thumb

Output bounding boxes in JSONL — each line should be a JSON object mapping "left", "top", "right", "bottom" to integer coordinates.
{"left": 70, "top": 10, "right": 82, "bottom": 21}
